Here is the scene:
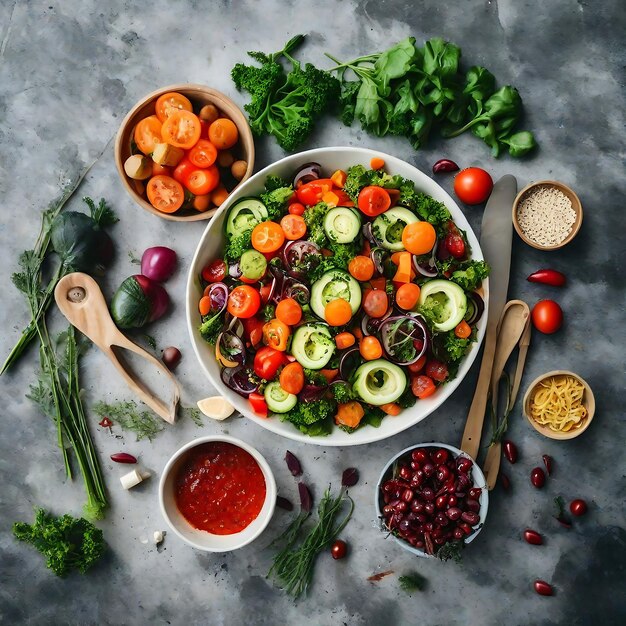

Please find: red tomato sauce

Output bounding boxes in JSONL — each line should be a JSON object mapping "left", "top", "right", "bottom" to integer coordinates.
{"left": 174, "top": 442, "right": 266, "bottom": 535}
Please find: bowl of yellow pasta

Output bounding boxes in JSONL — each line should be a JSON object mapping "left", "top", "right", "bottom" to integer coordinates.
{"left": 523, "top": 370, "right": 595, "bottom": 440}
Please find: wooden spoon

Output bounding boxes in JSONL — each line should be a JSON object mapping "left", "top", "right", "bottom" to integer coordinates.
{"left": 482, "top": 300, "right": 531, "bottom": 489}
{"left": 54, "top": 272, "right": 179, "bottom": 423}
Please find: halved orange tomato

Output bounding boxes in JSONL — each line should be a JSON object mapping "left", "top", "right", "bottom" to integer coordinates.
{"left": 146, "top": 175, "right": 184, "bottom": 214}
{"left": 161, "top": 110, "right": 201, "bottom": 149}
{"left": 134, "top": 115, "right": 162, "bottom": 155}
{"left": 155, "top": 92, "right": 193, "bottom": 122}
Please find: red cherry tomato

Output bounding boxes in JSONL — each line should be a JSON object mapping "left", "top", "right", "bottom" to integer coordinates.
{"left": 248, "top": 392, "right": 268, "bottom": 417}
{"left": 425, "top": 360, "right": 448, "bottom": 382}
{"left": 357, "top": 186, "right": 391, "bottom": 217}
{"left": 453, "top": 168, "right": 494, "bottom": 205}
{"left": 295, "top": 179, "right": 334, "bottom": 206}
{"left": 411, "top": 375, "right": 436, "bottom": 398}
{"left": 242, "top": 317, "right": 264, "bottom": 347}
{"left": 253, "top": 346, "right": 285, "bottom": 380}
{"left": 288, "top": 202, "right": 306, "bottom": 216}
{"left": 531, "top": 300, "right": 563, "bottom": 334}
{"left": 201, "top": 259, "right": 227, "bottom": 283}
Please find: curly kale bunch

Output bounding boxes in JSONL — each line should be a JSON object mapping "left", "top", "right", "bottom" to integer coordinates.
{"left": 13, "top": 509, "right": 106, "bottom": 577}
{"left": 231, "top": 35, "right": 340, "bottom": 151}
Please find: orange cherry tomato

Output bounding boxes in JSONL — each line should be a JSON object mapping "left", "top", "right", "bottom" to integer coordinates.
{"left": 173, "top": 157, "right": 196, "bottom": 185}
{"left": 208, "top": 118, "right": 239, "bottom": 150}
{"left": 280, "top": 214, "right": 307, "bottom": 240}
{"left": 320, "top": 368, "right": 339, "bottom": 383}
{"left": 335, "top": 401, "right": 365, "bottom": 429}
{"left": 360, "top": 336, "right": 383, "bottom": 360}
{"left": 408, "top": 354, "right": 427, "bottom": 374}
{"left": 134, "top": 115, "right": 162, "bottom": 155}
{"left": 455, "top": 320, "right": 472, "bottom": 339}
{"left": 251, "top": 221, "right": 285, "bottom": 253}
{"left": 152, "top": 162, "right": 171, "bottom": 177}
{"left": 146, "top": 175, "right": 184, "bottom": 214}
{"left": 325, "top": 298, "right": 353, "bottom": 326}
{"left": 227, "top": 285, "right": 261, "bottom": 319}
{"left": 279, "top": 362, "right": 305, "bottom": 395}
{"left": 335, "top": 332, "right": 356, "bottom": 350}
{"left": 363, "top": 290, "right": 388, "bottom": 318}
{"left": 396, "top": 283, "right": 421, "bottom": 310}
{"left": 193, "top": 194, "right": 211, "bottom": 212}
{"left": 380, "top": 402, "right": 401, "bottom": 416}
{"left": 348, "top": 255, "right": 375, "bottom": 282}
{"left": 155, "top": 92, "right": 193, "bottom": 122}
{"left": 188, "top": 139, "right": 218, "bottom": 168}
{"left": 198, "top": 295, "right": 212, "bottom": 316}
{"left": 357, "top": 186, "right": 391, "bottom": 217}
{"left": 402, "top": 221, "right": 437, "bottom": 255}
{"left": 370, "top": 157, "right": 385, "bottom": 170}
{"left": 275, "top": 298, "right": 302, "bottom": 326}
{"left": 411, "top": 375, "right": 437, "bottom": 398}
{"left": 212, "top": 185, "right": 229, "bottom": 207}
{"left": 262, "top": 319, "right": 290, "bottom": 351}
{"left": 288, "top": 202, "right": 306, "bottom": 216}
{"left": 161, "top": 110, "right": 202, "bottom": 149}
{"left": 185, "top": 165, "right": 220, "bottom": 196}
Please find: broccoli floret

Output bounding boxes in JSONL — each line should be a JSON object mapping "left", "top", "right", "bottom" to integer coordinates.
{"left": 231, "top": 35, "right": 340, "bottom": 152}
{"left": 332, "top": 382, "right": 356, "bottom": 403}
{"left": 303, "top": 368, "right": 328, "bottom": 386}
{"left": 303, "top": 201, "right": 329, "bottom": 247}
{"left": 280, "top": 399, "right": 336, "bottom": 436}
{"left": 199, "top": 309, "right": 226, "bottom": 345}
{"left": 260, "top": 185, "right": 294, "bottom": 220}
{"left": 264, "top": 174, "right": 291, "bottom": 192}
{"left": 450, "top": 260, "right": 490, "bottom": 291}
{"left": 443, "top": 331, "right": 473, "bottom": 362}
{"left": 343, "top": 165, "right": 374, "bottom": 203}
{"left": 413, "top": 194, "right": 452, "bottom": 233}
{"left": 224, "top": 229, "right": 252, "bottom": 261}
{"left": 13, "top": 509, "right": 105, "bottom": 577}
{"left": 327, "top": 240, "right": 361, "bottom": 271}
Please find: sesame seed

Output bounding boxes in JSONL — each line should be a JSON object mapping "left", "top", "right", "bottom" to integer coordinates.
{"left": 516, "top": 185, "right": 576, "bottom": 247}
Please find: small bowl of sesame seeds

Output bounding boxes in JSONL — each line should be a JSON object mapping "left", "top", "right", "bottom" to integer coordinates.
{"left": 512, "top": 180, "right": 583, "bottom": 250}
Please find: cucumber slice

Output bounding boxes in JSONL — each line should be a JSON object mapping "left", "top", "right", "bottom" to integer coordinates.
{"left": 372, "top": 207, "right": 419, "bottom": 251}
{"left": 324, "top": 207, "right": 362, "bottom": 244}
{"left": 418, "top": 279, "right": 467, "bottom": 332}
{"left": 352, "top": 359, "right": 407, "bottom": 406}
{"left": 240, "top": 249, "right": 267, "bottom": 281}
{"left": 291, "top": 324, "right": 335, "bottom": 370}
{"left": 225, "top": 198, "right": 268, "bottom": 238}
{"left": 310, "top": 270, "right": 362, "bottom": 320}
{"left": 264, "top": 381, "right": 297, "bottom": 413}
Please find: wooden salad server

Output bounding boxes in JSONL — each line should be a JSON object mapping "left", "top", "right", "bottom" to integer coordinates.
{"left": 54, "top": 272, "right": 179, "bottom": 423}
{"left": 482, "top": 300, "right": 531, "bottom": 489}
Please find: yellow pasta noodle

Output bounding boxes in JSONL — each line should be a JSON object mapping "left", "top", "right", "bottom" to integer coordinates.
{"left": 530, "top": 375, "right": 587, "bottom": 432}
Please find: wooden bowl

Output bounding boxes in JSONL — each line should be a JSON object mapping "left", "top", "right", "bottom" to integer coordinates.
{"left": 512, "top": 180, "right": 583, "bottom": 250}
{"left": 114, "top": 84, "right": 255, "bottom": 222}
{"left": 523, "top": 370, "right": 595, "bottom": 440}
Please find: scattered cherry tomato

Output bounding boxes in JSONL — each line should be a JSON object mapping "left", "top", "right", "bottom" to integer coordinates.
{"left": 280, "top": 214, "right": 307, "bottom": 240}
{"left": 402, "top": 221, "right": 437, "bottom": 255}
{"left": 161, "top": 110, "right": 202, "bottom": 149}
{"left": 348, "top": 255, "right": 375, "bottom": 282}
{"left": 532, "top": 300, "right": 563, "bottom": 334}
{"left": 208, "top": 118, "right": 239, "bottom": 150}
{"left": 408, "top": 354, "right": 427, "bottom": 373}
{"left": 363, "top": 289, "right": 388, "bottom": 318}
{"left": 454, "top": 167, "right": 493, "bottom": 205}
{"left": 242, "top": 317, "right": 264, "bottom": 347}
{"left": 331, "top": 539, "right": 347, "bottom": 560}
{"left": 296, "top": 179, "right": 334, "bottom": 206}
{"left": 396, "top": 283, "right": 421, "bottom": 310}
{"left": 360, "top": 336, "right": 383, "bottom": 360}
{"left": 188, "top": 139, "right": 218, "bottom": 168}
{"left": 251, "top": 221, "right": 285, "bottom": 253}
{"left": 155, "top": 92, "right": 192, "bottom": 122}
{"left": 276, "top": 298, "right": 302, "bottom": 326}
{"left": 325, "top": 298, "right": 353, "bottom": 326}
{"left": 288, "top": 202, "right": 306, "bottom": 216}
{"left": 454, "top": 320, "right": 472, "bottom": 339}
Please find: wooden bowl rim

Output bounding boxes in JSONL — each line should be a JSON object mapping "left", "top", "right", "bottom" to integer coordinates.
{"left": 512, "top": 180, "right": 583, "bottom": 250}
{"left": 114, "top": 83, "right": 255, "bottom": 223}
{"left": 522, "top": 369, "right": 595, "bottom": 440}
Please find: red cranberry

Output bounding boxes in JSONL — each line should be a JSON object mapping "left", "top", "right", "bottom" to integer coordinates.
{"left": 424, "top": 502, "right": 435, "bottom": 515}
{"left": 469, "top": 487, "right": 482, "bottom": 500}
{"left": 436, "top": 465, "right": 451, "bottom": 482}
{"left": 422, "top": 462, "right": 435, "bottom": 477}
{"left": 399, "top": 466, "right": 412, "bottom": 481}
{"left": 432, "top": 448, "right": 449, "bottom": 464}
{"left": 421, "top": 487, "right": 435, "bottom": 501}
{"left": 466, "top": 499, "right": 481, "bottom": 513}
{"left": 457, "top": 457, "right": 473, "bottom": 473}
{"left": 530, "top": 467, "right": 546, "bottom": 488}
{"left": 447, "top": 495, "right": 458, "bottom": 507}
{"left": 446, "top": 507, "right": 462, "bottom": 521}
{"left": 453, "top": 527, "right": 465, "bottom": 540}
{"left": 461, "top": 511, "right": 480, "bottom": 525}
{"left": 412, "top": 449, "right": 430, "bottom": 464}
{"left": 435, "top": 494, "right": 448, "bottom": 510}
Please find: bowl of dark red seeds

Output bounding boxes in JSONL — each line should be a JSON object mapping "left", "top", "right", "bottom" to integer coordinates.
{"left": 376, "top": 443, "right": 488, "bottom": 559}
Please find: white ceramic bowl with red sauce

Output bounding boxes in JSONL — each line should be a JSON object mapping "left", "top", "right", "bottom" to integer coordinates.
{"left": 159, "top": 435, "right": 276, "bottom": 551}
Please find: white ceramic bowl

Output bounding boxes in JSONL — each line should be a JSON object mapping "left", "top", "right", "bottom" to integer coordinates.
{"left": 375, "top": 443, "right": 488, "bottom": 558}
{"left": 159, "top": 435, "right": 276, "bottom": 551}
{"left": 186, "top": 147, "right": 488, "bottom": 446}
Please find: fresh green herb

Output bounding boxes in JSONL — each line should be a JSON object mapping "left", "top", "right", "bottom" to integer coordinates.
{"left": 280, "top": 399, "right": 336, "bottom": 436}
{"left": 142, "top": 334, "right": 157, "bottom": 351}
{"left": 128, "top": 251, "right": 141, "bottom": 265}
{"left": 303, "top": 368, "right": 328, "bottom": 386}
{"left": 450, "top": 260, "right": 490, "bottom": 291}
{"left": 327, "top": 37, "right": 536, "bottom": 157}
{"left": 224, "top": 229, "right": 252, "bottom": 261}
{"left": 436, "top": 540, "right": 464, "bottom": 563}
{"left": 261, "top": 304, "right": 276, "bottom": 322}
{"left": 488, "top": 371, "right": 514, "bottom": 445}
{"left": 269, "top": 486, "right": 354, "bottom": 598}
{"left": 180, "top": 405, "right": 204, "bottom": 427}
{"left": 443, "top": 330, "right": 474, "bottom": 362}
{"left": 398, "top": 386, "right": 417, "bottom": 409}
{"left": 28, "top": 327, "right": 108, "bottom": 519}
{"left": 198, "top": 308, "right": 226, "bottom": 345}
{"left": 398, "top": 571, "right": 427, "bottom": 592}
{"left": 92, "top": 400, "right": 164, "bottom": 442}
{"left": 232, "top": 35, "right": 340, "bottom": 151}
{"left": 13, "top": 508, "right": 106, "bottom": 577}
{"left": 260, "top": 184, "right": 295, "bottom": 220}
{"left": 332, "top": 383, "right": 356, "bottom": 403}
{"left": 303, "top": 201, "right": 329, "bottom": 247}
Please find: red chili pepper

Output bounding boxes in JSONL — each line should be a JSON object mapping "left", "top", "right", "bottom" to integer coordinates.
{"left": 248, "top": 392, "right": 268, "bottom": 417}
{"left": 110, "top": 452, "right": 137, "bottom": 464}
{"left": 99, "top": 417, "right": 113, "bottom": 428}
{"left": 527, "top": 269, "right": 566, "bottom": 287}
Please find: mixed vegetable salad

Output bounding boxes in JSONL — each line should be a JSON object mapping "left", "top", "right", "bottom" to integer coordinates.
{"left": 197, "top": 159, "right": 489, "bottom": 436}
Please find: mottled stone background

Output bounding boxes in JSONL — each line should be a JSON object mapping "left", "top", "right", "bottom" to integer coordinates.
{"left": 1, "top": 1, "right": 624, "bottom": 624}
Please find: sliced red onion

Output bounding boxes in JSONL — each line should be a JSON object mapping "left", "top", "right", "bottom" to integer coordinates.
{"left": 283, "top": 280, "right": 310, "bottom": 305}
{"left": 370, "top": 247, "right": 386, "bottom": 275}
{"left": 207, "top": 282, "right": 228, "bottom": 313}
{"left": 299, "top": 383, "right": 327, "bottom": 403}
{"left": 229, "top": 262, "right": 242, "bottom": 279}
{"left": 221, "top": 365, "right": 258, "bottom": 397}
{"left": 362, "top": 222, "right": 382, "bottom": 246}
{"left": 228, "top": 316, "right": 245, "bottom": 338}
{"left": 361, "top": 308, "right": 393, "bottom": 336}
{"left": 339, "top": 347, "right": 362, "bottom": 381}
{"left": 282, "top": 240, "right": 321, "bottom": 277}
{"left": 465, "top": 292, "right": 485, "bottom": 325}
{"left": 413, "top": 257, "right": 438, "bottom": 278}
{"left": 217, "top": 331, "right": 246, "bottom": 365}
{"left": 379, "top": 315, "right": 428, "bottom": 365}
{"left": 293, "top": 162, "right": 321, "bottom": 188}
{"left": 261, "top": 277, "right": 277, "bottom": 305}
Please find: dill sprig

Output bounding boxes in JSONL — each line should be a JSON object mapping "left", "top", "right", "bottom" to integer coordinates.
{"left": 93, "top": 400, "right": 164, "bottom": 441}
{"left": 269, "top": 486, "right": 354, "bottom": 599}
{"left": 436, "top": 540, "right": 464, "bottom": 563}
{"left": 399, "top": 571, "right": 427, "bottom": 593}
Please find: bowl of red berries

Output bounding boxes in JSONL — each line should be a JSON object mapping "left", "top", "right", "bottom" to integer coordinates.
{"left": 376, "top": 443, "right": 488, "bottom": 560}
